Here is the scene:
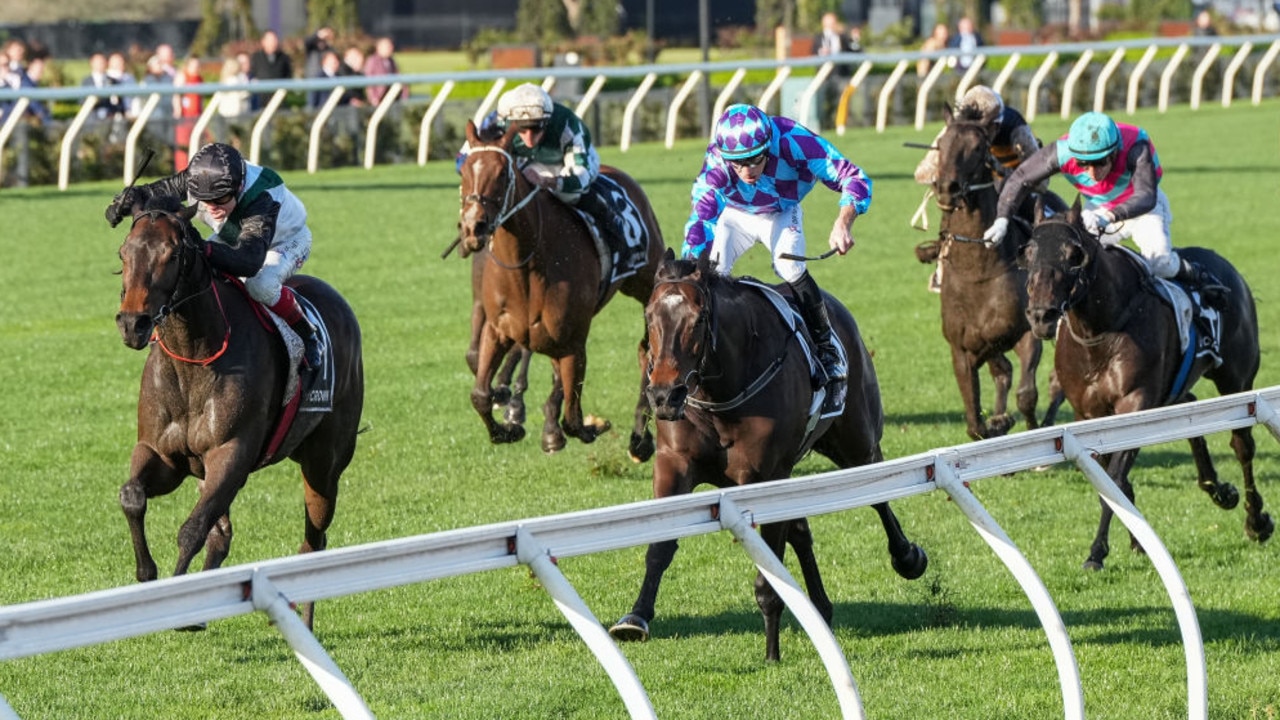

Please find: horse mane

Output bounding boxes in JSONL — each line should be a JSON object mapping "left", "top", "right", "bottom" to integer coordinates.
{"left": 953, "top": 104, "right": 988, "bottom": 124}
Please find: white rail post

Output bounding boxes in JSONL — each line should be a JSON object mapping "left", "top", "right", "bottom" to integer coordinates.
{"left": 189, "top": 93, "right": 222, "bottom": 161}
{"left": 58, "top": 97, "right": 100, "bottom": 190}
{"left": 1251, "top": 394, "right": 1280, "bottom": 442}
{"left": 619, "top": 73, "right": 656, "bottom": 152}
{"left": 992, "top": 52, "right": 1020, "bottom": 97}
{"left": 797, "top": 62, "right": 833, "bottom": 130}
{"left": 717, "top": 496, "right": 865, "bottom": 720}
{"left": 0, "top": 694, "right": 19, "bottom": 720}
{"left": 574, "top": 75, "right": 608, "bottom": 118}
{"left": 1059, "top": 433, "right": 1208, "bottom": 720}
{"left": 0, "top": 98, "right": 30, "bottom": 187}
{"left": 249, "top": 89, "right": 288, "bottom": 165}
{"left": 250, "top": 570, "right": 374, "bottom": 719}
{"left": 514, "top": 528, "right": 657, "bottom": 720}
{"left": 417, "top": 80, "right": 454, "bottom": 166}
{"left": 123, "top": 93, "right": 162, "bottom": 185}
{"left": 1158, "top": 44, "right": 1191, "bottom": 112}
{"left": 1220, "top": 42, "right": 1253, "bottom": 107}
{"left": 711, "top": 68, "right": 748, "bottom": 138}
{"left": 1190, "top": 43, "right": 1221, "bottom": 110}
{"left": 1125, "top": 46, "right": 1159, "bottom": 116}
{"left": 1251, "top": 39, "right": 1280, "bottom": 105}
{"left": 934, "top": 455, "right": 1085, "bottom": 720}
{"left": 1092, "top": 47, "right": 1127, "bottom": 112}
{"left": 756, "top": 66, "right": 792, "bottom": 115}
{"left": 475, "top": 79, "right": 508, "bottom": 124}
{"left": 364, "top": 81, "right": 404, "bottom": 169}
{"left": 665, "top": 70, "right": 703, "bottom": 148}
{"left": 954, "top": 54, "right": 987, "bottom": 100}
{"left": 915, "top": 54, "right": 950, "bottom": 130}
{"left": 1026, "top": 52, "right": 1059, "bottom": 122}
{"left": 307, "top": 87, "right": 347, "bottom": 174}
{"left": 1060, "top": 49, "right": 1095, "bottom": 119}
{"left": 875, "top": 59, "right": 911, "bottom": 133}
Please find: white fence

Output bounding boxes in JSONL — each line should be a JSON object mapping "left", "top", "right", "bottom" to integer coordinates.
{"left": 1, "top": 34, "right": 1278, "bottom": 190}
{"left": 3, "top": 387, "right": 1280, "bottom": 719}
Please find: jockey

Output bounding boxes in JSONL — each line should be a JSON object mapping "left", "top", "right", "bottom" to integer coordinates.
{"left": 983, "top": 111, "right": 1226, "bottom": 300}
{"left": 914, "top": 85, "right": 1041, "bottom": 187}
{"left": 683, "top": 103, "right": 872, "bottom": 402}
{"left": 104, "top": 142, "right": 323, "bottom": 369}
{"left": 493, "top": 83, "right": 626, "bottom": 255}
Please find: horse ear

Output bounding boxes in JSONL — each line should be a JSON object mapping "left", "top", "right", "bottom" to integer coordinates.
{"left": 943, "top": 102, "right": 953, "bottom": 125}
{"left": 179, "top": 204, "right": 198, "bottom": 222}
{"left": 465, "top": 119, "right": 479, "bottom": 145}
{"left": 1067, "top": 196, "right": 1083, "bottom": 225}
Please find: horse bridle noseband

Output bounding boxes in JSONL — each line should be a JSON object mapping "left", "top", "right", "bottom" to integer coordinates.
{"left": 460, "top": 145, "right": 543, "bottom": 268}
{"left": 129, "top": 208, "right": 214, "bottom": 327}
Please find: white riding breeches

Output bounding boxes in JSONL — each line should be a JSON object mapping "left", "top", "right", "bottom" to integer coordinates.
{"left": 244, "top": 230, "right": 312, "bottom": 306}
{"left": 708, "top": 204, "right": 807, "bottom": 283}
{"left": 1097, "top": 188, "right": 1178, "bottom": 278}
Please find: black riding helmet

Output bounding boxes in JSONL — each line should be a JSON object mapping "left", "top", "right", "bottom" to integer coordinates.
{"left": 187, "top": 143, "right": 246, "bottom": 201}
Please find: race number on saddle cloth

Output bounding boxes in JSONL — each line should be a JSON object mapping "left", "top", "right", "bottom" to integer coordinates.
{"left": 496, "top": 83, "right": 650, "bottom": 282}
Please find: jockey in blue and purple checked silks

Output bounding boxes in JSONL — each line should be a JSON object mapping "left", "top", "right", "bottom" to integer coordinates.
{"left": 681, "top": 103, "right": 873, "bottom": 401}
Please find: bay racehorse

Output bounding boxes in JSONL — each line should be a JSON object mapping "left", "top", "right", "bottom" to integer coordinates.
{"left": 926, "top": 103, "right": 1064, "bottom": 440}
{"left": 458, "top": 119, "right": 663, "bottom": 456}
{"left": 609, "top": 250, "right": 928, "bottom": 661}
{"left": 1020, "top": 199, "right": 1270, "bottom": 570}
{"left": 114, "top": 195, "right": 364, "bottom": 627}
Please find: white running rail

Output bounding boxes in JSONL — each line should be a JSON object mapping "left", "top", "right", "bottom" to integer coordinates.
{"left": 3, "top": 388, "right": 1280, "bottom": 719}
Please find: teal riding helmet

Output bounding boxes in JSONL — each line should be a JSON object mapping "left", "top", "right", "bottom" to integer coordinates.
{"left": 1066, "top": 112, "right": 1120, "bottom": 162}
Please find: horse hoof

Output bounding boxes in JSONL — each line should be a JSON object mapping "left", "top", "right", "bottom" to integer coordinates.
{"left": 1213, "top": 483, "right": 1240, "bottom": 510}
{"left": 984, "top": 414, "right": 1015, "bottom": 438}
{"left": 1082, "top": 559, "right": 1104, "bottom": 571}
{"left": 608, "top": 614, "right": 650, "bottom": 642}
{"left": 628, "top": 430, "right": 655, "bottom": 463}
{"left": 892, "top": 544, "right": 928, "bottom": 580}
{"left": 491, "top": 424, "right": 526, "bottom": 444}
{"left": 1247, "top": 513, "right": 1275, "bottom": 543}
{"left": 542, "top": 431, "right": 567, "bottom": 454}
{"left": 504, "top": 403, "right": 526, "bottom": 426}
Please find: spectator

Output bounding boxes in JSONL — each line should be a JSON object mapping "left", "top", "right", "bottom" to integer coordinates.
{"left": 217, "top": 56, "right": 251, "bottom": 118}
{"left": 1, "top": 40, "right": 50, "bottom": 124}
{"left": 82, "top": 52, "right": 123, "bottom": 119}
{"left": 812, "top": 12, "right": 854, "bottom": 127}
{"left": 174, "top": 56, "right": 204, "bottom": 169}
{"left": 340, "top": 47, "right": 367, "bottom": 108}
{"left": 304, "top": 26, "right": 334, "bottom": 82}
{"left": 847, "top": 25, "right": 864, "bottom": 54}
{"left": 142, "top": 55, "right": 168, "bottom": 85}
{"left": 918, "top": 23, "right": 949, "bottom": 77}
{"left": 362, "top": 37, "right": 406, "bottom": 105}
{"left": 249, "top": 30, "right": 293, "bottom": 107}
{"left": 154, "top": 44, "right": 178, "bottom": 83}
{"left": 311, "top": 50, "right": 345, "bottom": 108}
{"left": 947, "top": 16, "right": 984, "bottom": 71}
{"left": 107, "top": 52, "right": 140, "bottom": 118}
{"left": 1193, "top": 9, "right": 1218, "bottom": 36}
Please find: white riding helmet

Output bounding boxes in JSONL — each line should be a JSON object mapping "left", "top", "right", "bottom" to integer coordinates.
{"left": 497, "top": 83, "right": 554, "bottom": 126}
{"left": 958, "top": 85, "right": 1004, "bottom": 121}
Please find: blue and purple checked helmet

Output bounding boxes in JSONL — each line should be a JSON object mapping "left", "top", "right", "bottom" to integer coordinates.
{"left": 714, "top": 104, "right": 773, "bottom": 161}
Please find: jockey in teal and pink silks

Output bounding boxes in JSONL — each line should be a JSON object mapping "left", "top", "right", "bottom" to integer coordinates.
{"left": 680, "top": 103, "right": 873, "bottom": 406}
{"left": 983, "top": 110, "right": 1225, "bottom": 298}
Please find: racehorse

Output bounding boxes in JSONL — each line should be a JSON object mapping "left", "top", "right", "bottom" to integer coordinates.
{"left": 1020, "top": 199, "right": 1271, "bottom": 570}
{"left": 458, "top": 119, "right": 663, "bottom": 456}
{"left": 114, "top": 195, "right": 364, "bottom": 627}
{"left": 927, "top": 103, "right": 1063, "bottom": 440}
{"left": 609, "top": 250, "right": 928, "bottom": 661}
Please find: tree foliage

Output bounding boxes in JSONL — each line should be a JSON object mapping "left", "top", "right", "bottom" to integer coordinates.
{"left": 191, "top": 0, "right": 256, "bottom": 57}
{"left": 306, "top": 0, "right": 361, "bottom": 34}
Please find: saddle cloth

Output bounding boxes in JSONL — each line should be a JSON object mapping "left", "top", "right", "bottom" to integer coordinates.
{"left": 575, "top": 174, "right": 650, "bottom": 290}
{"left": 1109, "top": 246, "right": 1220, "bottom": 362}
{"left": 261, "top": 293, "right": 335, "bottom": 413}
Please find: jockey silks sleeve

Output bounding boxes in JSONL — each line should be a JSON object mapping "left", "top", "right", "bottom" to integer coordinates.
{"left": 682, "top": 116, "right": 871, "bottom": 257}
{"left": 512, "top": 104, "right": 596, "bottom": 195}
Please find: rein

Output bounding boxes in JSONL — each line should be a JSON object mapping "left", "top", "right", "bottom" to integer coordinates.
{"left": 464, "top": 145, "right": 543, "bottom": 269}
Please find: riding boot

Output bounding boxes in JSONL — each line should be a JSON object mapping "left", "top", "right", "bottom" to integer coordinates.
{"left": 788, "top": 271, "right": 847, "bottom": 393}
{"left": 270, "top": 288, "right": 323, "bottom": 370}
{"left": 1174, "top": 257, "right": 1229, "bottom": 309}
{"left": 576, "top": 186, "right": 629, "bottom": 267}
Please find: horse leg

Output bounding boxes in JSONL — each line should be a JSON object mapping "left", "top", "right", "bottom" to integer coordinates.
{"left": 541, "top": 368, "right": 567, "bottom": 453}
{"left": 1041, "top": 369, "right": 1067, "bottom": 427}
{"left": 174, "top": 459, "right": 251, "bottom": 577}
{"left": 553, "top": 350, "right": 611, "bottom": 448}
{"left": 1187, "top": 434, "right": 1240, "bottom": 510}
{"left": 1084, "top": 450, "right": 1139, "bottom": 570}
{"left": 872, "top": 502, "right": 929, "bottom": 579}
{"left": 949, "top": 347, "right": 989, "bottom": 441}
{"left": 755, "top": 522, "right": 790, "bottom": 662}
{"left": 628, "top": 328, "right": 655, "bottom": 463}
{"left": 609, "top": 539, "right": 679, "bottom": 642}
{"left": 787, "top": 518, "right": 834, "bottom": 626}
{"left": 202, "top": 513, "right": 232, "bottom": 571}
{"left": 120, "top": 445, "right": 187, "bottom": 583}
{"left": 470, "top": 325, "right": 525, "bottom": 444}
{"left": 984, "top": 353, "right": 1016, "bottom": 437}
{"left": 1228, "top": 426, "right": 1273, "bottom": 542}
{"left": 1012, "top": 332, "right": 1043, "bottom": 431}
{"left": 500, "top": 347, "right": 530, "bottom": 427}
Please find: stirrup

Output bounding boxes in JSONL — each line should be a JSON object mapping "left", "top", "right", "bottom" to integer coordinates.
{"left": 302, "top": 334, "right": 323, "bottom": 369}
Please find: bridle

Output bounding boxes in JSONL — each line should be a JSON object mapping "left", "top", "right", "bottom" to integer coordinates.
{"left": 933, "top": 123, "right": 1000, "bottom": 213}
{"left": 651, "top": 276, "right": 792, "bottom": 414}
{"left": 127, "top": 208, "right": 229, "bottom": 365}
{"left": 1023, "top": 219, "right": 1106, "bottom": 344}
{"left": 460, "top": 145, "right": 542, "bottom": 269}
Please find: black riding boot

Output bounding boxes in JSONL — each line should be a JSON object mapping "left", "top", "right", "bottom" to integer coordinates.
{"left": 291, "top": 317, "right": 323, "bottom": 369}
{"left": 788, "top": 271, "right": 847, "bottom": 391}
{"left": 576, "top": 187, "right": 627, "bottom": 259}
{"left": 1174, "top": 257, "right": 1228, "bottom": 308}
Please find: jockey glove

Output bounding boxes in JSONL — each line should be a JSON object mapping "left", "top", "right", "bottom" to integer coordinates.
{"left": 1081, "top": 209, "right": 1112, "bottom": 236}
{"left": 105, "top": 186, "right": 143, "bottom": 227}
{"left": 982, "top": 217, "right": 1009, "bottom": 245}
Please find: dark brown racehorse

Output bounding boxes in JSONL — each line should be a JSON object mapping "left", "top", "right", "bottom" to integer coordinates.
{"left": 929, "top": 104, "right": 1063, "bottom": 440}
{"left": 458, "top": 119, "right": 663, "bottom": 455}
{"left": 609, "top": 250, "right": 927, "bottom": 661}
{"left": 1020, "top": 199, "right": 1271, "bottom": 570}
{"left": 114, "top": 195, "right": 364, "bottom": 627}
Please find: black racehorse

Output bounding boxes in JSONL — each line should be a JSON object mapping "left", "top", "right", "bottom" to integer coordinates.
{"left": 927, "top": 103, "right": 1064, "bottom": 440}
{"left": 610, "top": 250, "right": 927, "bottom": 661}
{"left": 1020, "top": 199, "right": 1271, "bottom": 570}
{"left": 115, "top": 195, "right": 364, "bottom": 627}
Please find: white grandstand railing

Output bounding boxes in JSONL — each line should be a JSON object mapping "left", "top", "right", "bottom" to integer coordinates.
{"left": 3, "top": 387, "right": 1280, "bottom": 719}
{"left": 2, "top": 35, "right": 1278, "bottom": 190}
